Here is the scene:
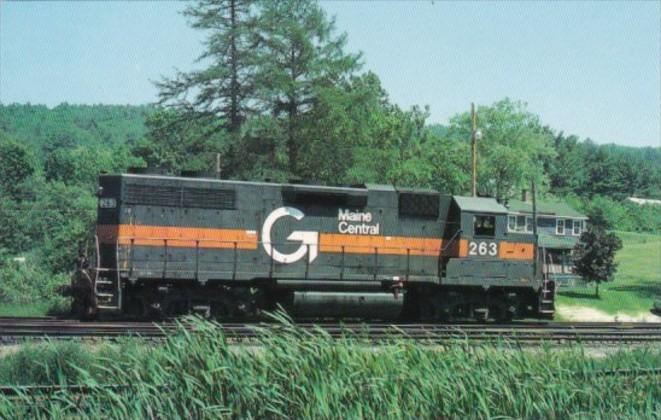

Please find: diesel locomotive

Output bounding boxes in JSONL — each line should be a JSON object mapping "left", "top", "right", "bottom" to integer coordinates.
{"left": 70, "top": 172, "right": 556, "bottom": 321}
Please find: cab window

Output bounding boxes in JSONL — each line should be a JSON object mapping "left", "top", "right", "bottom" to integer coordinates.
{"left": 474, "top": 215, "right": 496, "bottom": 237}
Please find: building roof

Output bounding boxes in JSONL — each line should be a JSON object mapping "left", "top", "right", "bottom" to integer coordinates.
{"left": 627, "top": 197, "right": 661, "bottom": 206}
{"left": 538, "top": 233, "right": 579, "bottom": 249}
{"left": 453, "top": 196, "right": 508, "bottom": 214}
{"left": 507, "top": 199, "right": 587, "bottom": 219}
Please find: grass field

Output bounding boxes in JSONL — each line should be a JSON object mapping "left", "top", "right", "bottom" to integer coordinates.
{"left": 0, "top": 319, "right": 659, "bottom": 418}
{"left": 557, "top": 231, "right": 660, "bottom": 316}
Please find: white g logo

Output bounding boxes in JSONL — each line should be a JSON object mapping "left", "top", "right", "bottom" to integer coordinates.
{"left": 261, "top": 207, "right": 318, "bottom": 264}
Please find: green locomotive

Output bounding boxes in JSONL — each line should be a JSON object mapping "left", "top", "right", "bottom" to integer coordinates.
{"left": 71, "top": 172, "right": 555, "bottom": 321}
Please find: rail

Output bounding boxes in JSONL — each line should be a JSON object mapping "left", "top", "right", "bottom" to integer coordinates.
{"left": 1, "top": 318, "right": 661, "bottom": 345}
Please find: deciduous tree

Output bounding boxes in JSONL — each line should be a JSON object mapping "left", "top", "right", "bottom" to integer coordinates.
{"left": 572, "top": 226, "right": 623, "bottom": 298}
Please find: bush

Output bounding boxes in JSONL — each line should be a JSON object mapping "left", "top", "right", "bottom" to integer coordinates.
{"left": 0, "top": 260, "right": 69, "bottom": 310}
{"left": 570, "top": 195, "right": 661, "bottom": 234}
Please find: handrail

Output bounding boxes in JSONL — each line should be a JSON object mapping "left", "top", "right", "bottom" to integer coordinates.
{"left": 438, "top": 229, "right": 462, "bottom": 279}
{"left": 110, "top": 236, "right": 450, "bottom": 254}
{"left": 441, "top": 229, "right": 463, "bottom": 254}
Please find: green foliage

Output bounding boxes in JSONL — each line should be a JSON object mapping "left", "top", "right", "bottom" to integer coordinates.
{"left": 0, "top": 136, "right": 36, "bottom": 198}
{"left": 0, "top": 321, "right": 660, "bottom": 417}
{"left": 0, "top": 103, "right": 153, "bottom": 155}
{"left": 0, "top": 341, "right": 110, "bottom": 386}
{"left": 256, "top": 0, "right": 362, "bottom": 173}
{"left": 557, "top": 232, "right": 660, "bottom": 315}
{"left": 0, "top": 261, "right": 68, "bottom": 307}
{"left": 573, "top": 226, "right": 623, "bottom": 296}
{"left": 44, "top": 144, "right": 137, "bottom": 187}
{"left": 156, "top": 0, "right": 259, "bottom": 132}
{"left": 131, "top": 109, "right": 226, "bottom": 174}
{"left": 446, "top": 98, "right": 556, "bottom": 200}
{"left": 563, "top": 194, "right": 661, "bottom": 234}
{"left": 549, "top": 134, "right": 661, "bottom": 200}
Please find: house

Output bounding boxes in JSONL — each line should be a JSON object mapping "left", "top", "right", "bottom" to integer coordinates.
{"left": 506, "top": 196, "right": 588, "bottom": 283}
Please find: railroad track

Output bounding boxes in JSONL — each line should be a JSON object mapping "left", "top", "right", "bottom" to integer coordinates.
{"left": 1, "top": 317, "right": 661, "bottom": 344}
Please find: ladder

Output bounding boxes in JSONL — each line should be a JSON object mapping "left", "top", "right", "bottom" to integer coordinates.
{"left": 93, "top": 237, "right": 122, "bottom": 312}
{"left": 538, "top": 247, "right": 555, "bottom": 317}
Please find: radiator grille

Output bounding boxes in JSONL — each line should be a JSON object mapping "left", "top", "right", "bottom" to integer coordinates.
{"left": 124, "top": 185, "right": 235, "bottom": 210}
{"left": 183, "top": 187, "right": 235, "bottom": 209}
{"left": 125, "top": 185, "right": 181, "bottom": 207}
{"left": 399, "top": 192, "right": 439, "bottom": 218}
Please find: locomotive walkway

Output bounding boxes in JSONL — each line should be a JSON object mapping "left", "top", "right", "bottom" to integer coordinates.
{"left": 1, "top": 317, "right": 661, "bottom": 345}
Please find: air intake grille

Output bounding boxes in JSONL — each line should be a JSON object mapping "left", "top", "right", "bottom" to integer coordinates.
{"left": 183, "top": 188, "right": 235, "bottom": 209}
{"left": 399, "top": 193, "right": 439, "bottom": 218}
{"left": 125, "top": 185, "right": 181, "bottom": 207}
{"left": 124, "top": 185, "right": 235, "bottom": 210}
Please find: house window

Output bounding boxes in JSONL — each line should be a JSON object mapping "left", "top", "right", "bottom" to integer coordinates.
{"left": 556, "top": 219, "right": 565, "bottom": 235}
{"left": 573, "top": 220, "right": 583, "bottom": 236}
{"left": 508, "top": 214, "right": 534, "bottom": 234}
{"left": 474, "top": 215, "right": 496, "bottom": 237}
{"left": 508, "top": 215, "right": 516, "bottom": 232}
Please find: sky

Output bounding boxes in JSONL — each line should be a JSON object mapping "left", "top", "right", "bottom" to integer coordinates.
{"left": 1, "top": 1, "right": 659, "bottom": 147}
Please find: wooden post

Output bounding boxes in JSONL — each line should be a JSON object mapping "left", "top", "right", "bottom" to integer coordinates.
{"left": 471, "top": 103, "right": 477, "bottom": 197}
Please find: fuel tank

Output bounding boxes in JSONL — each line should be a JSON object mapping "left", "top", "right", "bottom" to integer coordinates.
{"left": 288, "top": 291, "right": 404, "bottom": 319}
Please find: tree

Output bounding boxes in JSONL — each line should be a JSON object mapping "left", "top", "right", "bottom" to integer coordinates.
{"left": 446, "top": 99, "right": 556, "bottom": 200}
{"left": 572, "top": 226, "right": 623, "bottom": 298}
{"left": 156, "top": 0, "right": 259, "bottom": 134}
{"left": 0, "top": 137, "right": 36, "bottom": 199}
{"left": 131, "top": 109, "right": 225, "bottom": 175}
{"left": 256, "top": 0, "right": 361, "bottom": 174}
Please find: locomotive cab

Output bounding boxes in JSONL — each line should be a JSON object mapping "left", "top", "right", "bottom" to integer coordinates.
{"left": 425, "top": 196, "right": 550, "bottom": 321}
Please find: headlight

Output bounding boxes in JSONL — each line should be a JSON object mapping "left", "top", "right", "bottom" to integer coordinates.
{"left": 99, "top": 198, "right": 117, "bottom": 209}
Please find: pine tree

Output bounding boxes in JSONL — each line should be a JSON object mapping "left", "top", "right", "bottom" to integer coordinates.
{"left": 156, "top": 0, "right": 259, "bottom": 134}
{"left": 255, "top": 0, "right": 361, "bottom": 174}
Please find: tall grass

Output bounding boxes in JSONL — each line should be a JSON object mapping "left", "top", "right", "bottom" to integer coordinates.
{"left": 0, "top": 317, "right": 660, "bottom": 418}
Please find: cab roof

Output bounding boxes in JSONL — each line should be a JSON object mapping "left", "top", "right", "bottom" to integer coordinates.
{"left": 452, "top": 196, "right": 508, "bottom": 214}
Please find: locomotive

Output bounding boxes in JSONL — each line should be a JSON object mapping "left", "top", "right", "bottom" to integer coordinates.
{"left": 70, "top": 172, "right": 555, "bottom": 321}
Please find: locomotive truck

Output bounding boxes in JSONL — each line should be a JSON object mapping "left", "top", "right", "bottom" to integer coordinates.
{"left": 70, "top": 172, "right": 556, "bottom": 321}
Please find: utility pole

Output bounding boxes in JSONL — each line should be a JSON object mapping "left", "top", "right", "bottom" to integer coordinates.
{"left": 216, "top": 153, "right": 222, "bottom": 179}
{"left": 470, "top": 103, "right": 478, "bottom": 196}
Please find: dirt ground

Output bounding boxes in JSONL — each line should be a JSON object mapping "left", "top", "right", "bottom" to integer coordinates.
{"left": 557, "top": 305, "right": 661, "bottom": 322}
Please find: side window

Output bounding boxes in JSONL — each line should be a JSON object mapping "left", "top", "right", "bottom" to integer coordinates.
{"left": 525, "top": 216, "right": 533, "bottom": 233}
{"left": 474, "top": 215, "right": 496, "bottom": 237}
{"left": 556, "top": 219, "right": 565, "bottom": 235}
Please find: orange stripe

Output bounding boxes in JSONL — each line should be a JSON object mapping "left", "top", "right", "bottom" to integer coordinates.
{"left": 98, "top": 224, "right": 533, "bottom": 260}
{"left": 97, "top": 224, "right": 258, "bottom": 250}
{"left": 319, "top": 233, "right": 443, "bottom": 256}
{"left": 498, "top": 241, "right": 535, "bottom": 260}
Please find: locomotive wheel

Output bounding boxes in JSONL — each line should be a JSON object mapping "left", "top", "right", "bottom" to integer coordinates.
{"left": 124, "top": 297, "right": 145, "bottom": 319}
{"left": 211, "top": 297, "right": 237, "bottom": 319}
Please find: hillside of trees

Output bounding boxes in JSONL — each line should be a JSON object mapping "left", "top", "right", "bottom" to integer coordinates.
{"left": 0, "top": 0, "right": 659, "bottom": 305}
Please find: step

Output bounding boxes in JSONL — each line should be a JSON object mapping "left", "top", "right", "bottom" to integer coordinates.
{"left": 95, "top": 280, "right": 114, "bottom": 285}
{"left": 96, "top": 292, "right": 116, "bottom": 298}
{"left": 97, "top": 305, "right": 121, "bottom": 311}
